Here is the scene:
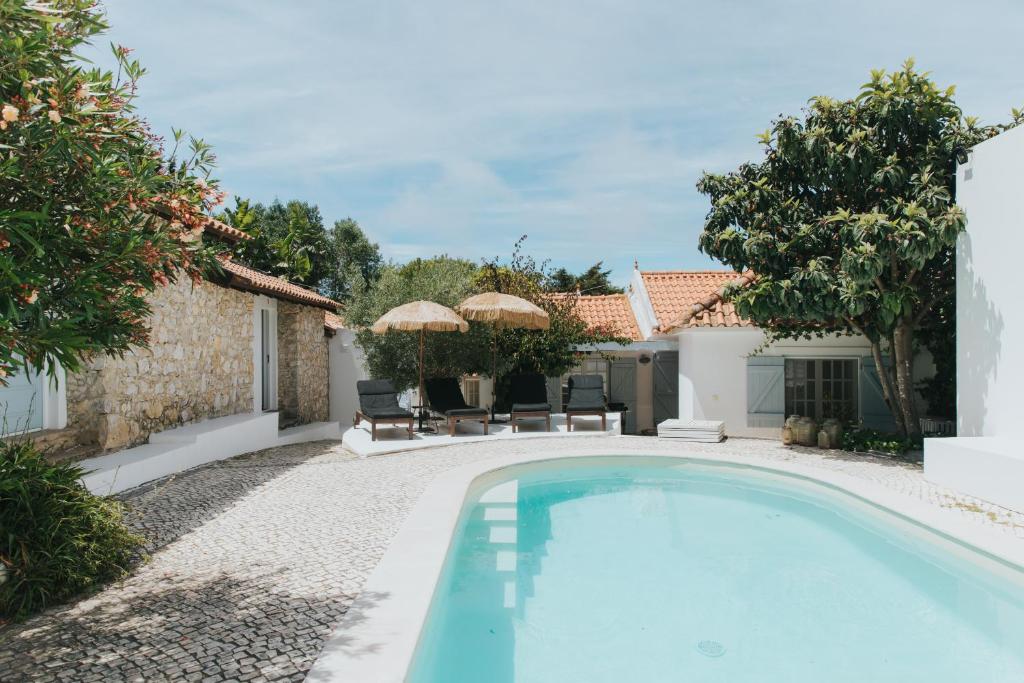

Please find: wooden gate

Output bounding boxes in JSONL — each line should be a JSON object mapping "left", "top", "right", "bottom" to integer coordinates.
{"left": 609, "top": 358, "right": 638, "bottom": 434}
{"left": 653, "top": 351, "right": 679, "bottom": 426}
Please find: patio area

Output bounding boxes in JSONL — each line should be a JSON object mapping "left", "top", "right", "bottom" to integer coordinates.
{"left": 343, "top": 411, "right": 622, "bottom": 457}
{"left": 2, "top": 436, "right": 1023, "bottom": 682}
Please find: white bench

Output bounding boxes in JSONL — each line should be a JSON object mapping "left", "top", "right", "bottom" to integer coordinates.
{"left": 79, "top": 412, "right": 279, "bottom": 495}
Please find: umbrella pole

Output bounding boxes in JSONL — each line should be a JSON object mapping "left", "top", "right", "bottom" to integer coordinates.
{"left": 418, "top": 328, "right": 426, "bottom": 431}
{"left": 491, "top": 331, "right": 497, "bottom": 422}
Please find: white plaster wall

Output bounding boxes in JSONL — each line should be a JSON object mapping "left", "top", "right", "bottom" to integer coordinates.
{"left": 328, "top": 329, "right": 369, "bottom": 423}
{"left": 676, "top": 329, "right": 874, "bottom": 438}
{"left": 955, "top": 124, "right": 1024, "bottom": 437}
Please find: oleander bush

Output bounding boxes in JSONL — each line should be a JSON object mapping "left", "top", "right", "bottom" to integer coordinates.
{"left": 0, "top": 440, "right": 143, "bottom": 622}
{"left": 1, "top": 0, "right": 223, "bottom": 381}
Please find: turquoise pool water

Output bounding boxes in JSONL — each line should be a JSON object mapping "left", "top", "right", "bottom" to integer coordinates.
{"left": 408, "top": 458, "right": 1024, "bottom": 682}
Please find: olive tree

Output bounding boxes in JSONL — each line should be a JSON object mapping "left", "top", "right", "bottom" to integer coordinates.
{"left": 696, "top": 61, "right": 1021, "bottom": 436}
{"left": 345, "top": 256, "right": 492, "bottom": 390}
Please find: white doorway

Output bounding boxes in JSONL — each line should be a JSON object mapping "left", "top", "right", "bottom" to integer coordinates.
{"left": 253, "top": 297, "right": 278, "bottom": 413}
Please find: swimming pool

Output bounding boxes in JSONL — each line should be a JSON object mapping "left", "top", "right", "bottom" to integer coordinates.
{"left": 408, "top": 459, "right": 1024, "bottom": 682}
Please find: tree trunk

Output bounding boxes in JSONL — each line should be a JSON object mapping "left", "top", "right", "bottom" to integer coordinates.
{"left": 892, "top": 322, "right": 921, "bottom": 438}
{"left": 870, "top": 341, "right": 906, "bottom": 436}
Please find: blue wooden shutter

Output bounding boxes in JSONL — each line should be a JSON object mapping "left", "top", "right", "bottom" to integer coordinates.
{"left": 609, "top": 358, "right": 638, "bottom": 434}
{"left": 0, "top": 364, "right": 44, "bottom": 433}
{"left": 653, "top": 351, "right": 679, "bottom": 424}
{"left": 859, "top": 356, "right": 897, "bottom": 432}
{"left": 746, "top": 356, "right": 785, "bottom": 428}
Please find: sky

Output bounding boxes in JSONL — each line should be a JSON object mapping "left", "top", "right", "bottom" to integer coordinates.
{"left": 86, "top": 0, "right": 1024, "bottom": 286}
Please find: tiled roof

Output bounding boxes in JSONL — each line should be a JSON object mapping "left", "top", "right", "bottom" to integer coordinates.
{"left": 324, "top": 311, "right": 346, "bottom": 332}
{"left": 199, "top": 215, "right": 252, "bottom": 242}
{"left": 641, "top": 270, "right": 756, "bottom": 331}
{"left": 569, "top": 294, "right": 643, "bottom": 341}
{"left": 219, "top": 259, "right": 340, "bottom": 311}
{"left": 150, "top": 206, "right": 252, "bottom": 242}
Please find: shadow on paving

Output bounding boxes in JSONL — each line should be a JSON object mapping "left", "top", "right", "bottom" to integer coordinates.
{"left": 0, "top": 568, "right": 385, "bottom": 682}
{"left": 119, "top": 440, "right": 340, "bottom": 554}
{"left": 780, "top": 442, "right": 922, "bottom": 469}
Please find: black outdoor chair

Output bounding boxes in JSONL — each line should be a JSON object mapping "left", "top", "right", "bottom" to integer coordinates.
{"left": 509, "top": 373, "right": 551, "bottom": 432}
{"left": 424, "top": 377, "right": 489, "bottom": 436}
{"left": 354, "top": 379, "right": 414, "bottom": 441}
{"left": 565, "top": 374, "right": 607, "bottom": 432}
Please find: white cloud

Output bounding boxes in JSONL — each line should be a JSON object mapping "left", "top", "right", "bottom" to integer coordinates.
{"left": 90, "top": 0, "right": 1024, "bottom": 281}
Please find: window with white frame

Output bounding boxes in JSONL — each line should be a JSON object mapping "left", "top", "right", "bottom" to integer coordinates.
{"left": 784, "top": 358, "right": 858, "bottom": 422}
{"left": 462, "top": 375, "right": 482, "bottom": 407}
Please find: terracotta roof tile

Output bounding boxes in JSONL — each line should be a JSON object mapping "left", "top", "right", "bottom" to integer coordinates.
{"left": 200, "top": 215, "right": 252, "bottom": 242}
{"left": 219, "top": 259, "right": 340, "bottom": 311}
{"left": 640, "top": 270, "right": 756, "bottom": 331}
{"left": 569, "top": 293, "right": 643, "bottom": 341}
{"left": 150, "top": 206, "right": 252, "bottom": 242}
{"left": 324, "top": 311, "right": 346, "bottom": 331}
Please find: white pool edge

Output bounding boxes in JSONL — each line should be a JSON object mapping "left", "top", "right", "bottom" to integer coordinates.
{"left": 305, "top": 448, "right": 1024, "bottom": 683}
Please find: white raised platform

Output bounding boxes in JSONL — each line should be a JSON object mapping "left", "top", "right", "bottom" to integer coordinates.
{"left": 925, "top": 437, "right": 1024, "bottom": 512}
{"left": 342, "top": 412, "right": 622, "bottom": 457}
{"left": 79, "top": 413, "right": 344, "bottom": 495}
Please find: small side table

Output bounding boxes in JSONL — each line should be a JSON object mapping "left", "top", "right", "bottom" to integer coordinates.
{"left": 607, "top": 402, "right": 629, "bottom": 435}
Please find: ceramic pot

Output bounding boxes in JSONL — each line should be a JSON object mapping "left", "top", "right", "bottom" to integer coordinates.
{"left": 794, "top": 416, "right": 819, "bottom": 446}
{"left": 817, "top": 428, "right": 831, "bottom": 449}
{"left": 781, "top": 425, "right": 793, "bottom": 446}
{"left": 822, "top": 418, "right": 843, "bottom": 449}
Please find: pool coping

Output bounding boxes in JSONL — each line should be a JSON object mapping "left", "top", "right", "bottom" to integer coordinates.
{"left": 304, "top": 447, "right": 1024, "bottom": 682}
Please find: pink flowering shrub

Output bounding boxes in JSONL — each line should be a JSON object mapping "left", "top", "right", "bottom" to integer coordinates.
{"left": 0, "top": 0, "right": 226, "bottom": 380}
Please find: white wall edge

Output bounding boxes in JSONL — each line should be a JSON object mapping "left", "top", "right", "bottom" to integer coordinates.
{"left": 79, "top": 413, "right": 343, "bottom": 495}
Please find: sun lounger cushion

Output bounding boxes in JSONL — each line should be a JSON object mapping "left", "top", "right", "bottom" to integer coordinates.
{"left": 445, "top": 406, "right": 489, "bottom": 416}
{"left": 357, "top": 379, "right": 413, "bottom": 418}
{"left": 424, "top": 377, "right": 487, "bottom": 416}
{"left": 511, "top": 402, "right": 551, "bottom": 412}
{"left": 566, "top": 375, "right": 605, "bottom": 411}
{"left": 509, "top": 374, "right": 551, "bottom": 413}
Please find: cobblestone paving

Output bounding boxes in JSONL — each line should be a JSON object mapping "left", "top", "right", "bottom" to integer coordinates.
{"left": 2, "top": 436, "right": 1023, "bottom": 681}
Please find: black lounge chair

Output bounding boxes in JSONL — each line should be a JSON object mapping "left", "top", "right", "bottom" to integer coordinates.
{"left": 424, "top": 377, "right": 489, "bottom": 436}
{"left": 354, "top": 379, "right": 414, "bottom": 441}
{"left": 509, "top": 373, "right": 551, "bottom": 432}
{"left": 565, "top": 374, "right": 606, "bottom": 432}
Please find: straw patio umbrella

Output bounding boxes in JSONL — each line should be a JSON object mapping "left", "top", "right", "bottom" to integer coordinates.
{"left": 457, "top": 292, "right": 550, "bottom": 421}
{"left": 371, "top": 301, "right": 469, "bottom": 430}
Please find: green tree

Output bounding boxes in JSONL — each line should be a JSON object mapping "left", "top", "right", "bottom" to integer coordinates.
{"left": 323, "top": 217, "right": 383, "bottom": 302}
{"left": 348, "top": 242, "right": 631, "bottom": 396}
{"left": 0, "top": 0, "right": 223, "bottom": 379}
{"left": 696, "top": 61, "right": 1021, "bottom": 436}
{"left": 219, "top": 197, "right": 333, "bottom": 287}
{"left": 546, "top": 261, "right": 624, "bottom": 295}
{"left": 479, "top": 238, "right": 632, "bottom": 399}
{"left": 346, "top": 256, "right": 492, "bottom": 390}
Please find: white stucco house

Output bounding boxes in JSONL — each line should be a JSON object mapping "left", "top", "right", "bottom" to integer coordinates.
{"left": 925, "top": 123, "right": 1024, "bottom": 511}
{"left": 568, "top": 266, "right": 929, "bottom": 438}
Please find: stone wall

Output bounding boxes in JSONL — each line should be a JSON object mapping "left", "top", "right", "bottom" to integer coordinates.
{"left": 277, "top": 302, "right": 329, "bottom": 425}
{"left": 63, "top": 278, "right": 255, "bottom": 452}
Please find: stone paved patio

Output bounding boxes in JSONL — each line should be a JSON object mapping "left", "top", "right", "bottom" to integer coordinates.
{"left": 2, "top": 436, "right": 1023, "bottom": 682}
